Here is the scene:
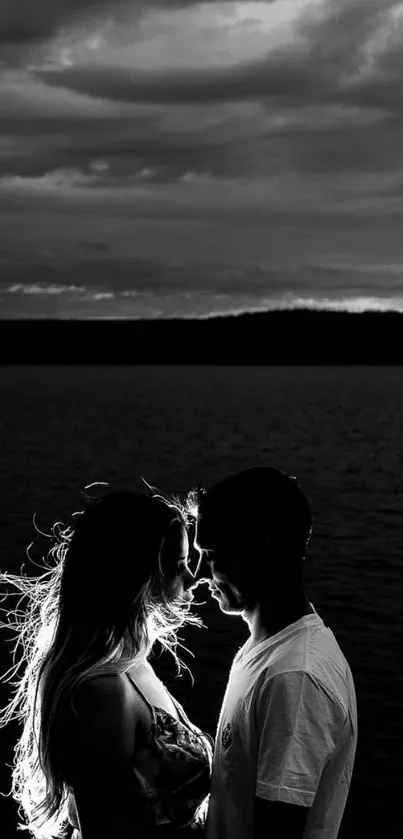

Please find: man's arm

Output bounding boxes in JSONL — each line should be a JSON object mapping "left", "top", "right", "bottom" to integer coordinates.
{"left": 254, "top": 797, "right": 309, "bottom": 839}
{"left": 254, "top": 672, "right": 341, "bottom": 839}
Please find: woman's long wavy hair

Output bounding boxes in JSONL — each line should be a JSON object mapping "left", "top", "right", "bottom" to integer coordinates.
{"left": 0, "top": 484, "right": 201, "bottom": 839}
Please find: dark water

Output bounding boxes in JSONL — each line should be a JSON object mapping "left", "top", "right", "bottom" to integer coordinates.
{"left": 0, "top": 366, "right": 402, "bottom": 838}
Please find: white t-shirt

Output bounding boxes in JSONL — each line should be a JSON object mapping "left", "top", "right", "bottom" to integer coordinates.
{"left": 205, "top": 606, "right": 357, "bottom": 839}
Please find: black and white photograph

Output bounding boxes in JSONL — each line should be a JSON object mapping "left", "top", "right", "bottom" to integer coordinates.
{"left": 0, "top": 2, "right": 402, "bottom": 838}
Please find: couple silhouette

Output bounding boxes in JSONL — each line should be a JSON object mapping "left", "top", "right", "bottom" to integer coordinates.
{"left": 0, "top": 467, "right": 357, "bottom": 839}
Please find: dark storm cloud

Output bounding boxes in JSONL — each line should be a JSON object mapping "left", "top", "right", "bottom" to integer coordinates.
{"left": 0, "top": 0, "right": 111, "bottom": 44}
{"left": 36, "top": 54, "right": 323, "bottom": 106}
{"left": 35, "top": 0, "right": 401, "bottom": 109}
{"left": 0, "top": 0, "right": 255, "bottom": 45}
{"left": 14, "top": 0, "right": 401, "bottom": 187}
{"left": 299, "top": 0, "right": 396, "bottom": 77}
{"left": 80, "top": 240, "right": 110, "bottom": 252}
{"left": 3, "top": 0, "right": 403, "bottom": 222}
{"left": 274, "top": 115, "right": 403, "bottom": 175}
{"left": 0, "top": 103, "right": 238, "bottom": 180}
{"left": 1, "top": 248, "right": 386, "bottom": 296}
{"left": 1, "top": 100, "right": 402, "bottom": 187}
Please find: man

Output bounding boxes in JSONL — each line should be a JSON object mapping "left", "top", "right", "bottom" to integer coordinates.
{"left": 194, "top": 467, "right": 357, "bottom": 839}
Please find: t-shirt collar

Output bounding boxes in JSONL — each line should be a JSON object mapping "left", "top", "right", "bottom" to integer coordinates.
{"left": 234, "top": 602, "right": 322, "bottom": 664}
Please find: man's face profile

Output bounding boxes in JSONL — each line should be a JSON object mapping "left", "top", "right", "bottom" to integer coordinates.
{"left": 194, "top": 517, "right": 248, "bottom": 616}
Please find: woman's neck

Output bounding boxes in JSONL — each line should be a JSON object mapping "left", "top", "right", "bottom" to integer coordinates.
{"left": 130, "top": 648, "right": 150, "bottom": 669}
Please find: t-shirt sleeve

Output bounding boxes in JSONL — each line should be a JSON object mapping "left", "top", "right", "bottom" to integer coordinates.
{"left": 255, "top": 670, "right": 344, "bottom": 807}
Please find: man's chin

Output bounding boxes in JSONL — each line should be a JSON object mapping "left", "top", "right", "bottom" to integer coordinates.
{"left": 219, "top": 603, "right": 244, "bottom": 615}
{"left": 211, "top": 590, "right": 243, "bottom": 615}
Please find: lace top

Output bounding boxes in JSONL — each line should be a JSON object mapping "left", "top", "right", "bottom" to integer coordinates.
{"left": 67, "top": 672, "right": 213, "bottom": 837}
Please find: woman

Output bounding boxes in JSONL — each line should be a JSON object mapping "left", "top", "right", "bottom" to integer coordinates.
{"left": 0, "top": 485, "right": 213, "bottom": 839}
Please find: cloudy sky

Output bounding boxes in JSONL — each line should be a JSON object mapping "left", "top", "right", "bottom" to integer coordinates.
{"left": 1, "top": 0, "right": 403, "bottom": 318}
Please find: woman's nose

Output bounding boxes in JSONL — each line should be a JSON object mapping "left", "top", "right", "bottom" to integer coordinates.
{"left": 192, "top": 561, "right": 212, "bottom": 588}
{"left": 183, "top": 565, "right": 196, "bottom": 588}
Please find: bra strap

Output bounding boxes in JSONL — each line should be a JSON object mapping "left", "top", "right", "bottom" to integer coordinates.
{"left": 169, "top": 693, "right": 193, "bottom": 728}
{"left": 125, "top": 672, "right": 157, "bottom": 724}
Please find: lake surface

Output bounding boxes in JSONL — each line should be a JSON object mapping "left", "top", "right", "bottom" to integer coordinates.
{"left": 0, "top": 365, "right": 402, "bottom": 838}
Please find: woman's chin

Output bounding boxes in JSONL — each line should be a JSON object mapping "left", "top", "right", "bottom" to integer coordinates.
{"left": 178, "top": 592, "right": 194, "bottom": 606}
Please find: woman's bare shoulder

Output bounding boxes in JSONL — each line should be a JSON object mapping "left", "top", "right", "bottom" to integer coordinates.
{"left": 67, "top": 675, "right": 149, "bottom": 837}
{"left": 71, "top": 673, "right": 143, "bottom": 763}
{"left": 73, "top": 672, "right": 130, "bottom": 710}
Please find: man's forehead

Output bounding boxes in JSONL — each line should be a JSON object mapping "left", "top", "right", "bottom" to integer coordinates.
{"left": 194, "top": 516, "right": 223, "bottom": 551}
{"left": 195, "top": 513, "right": 262, "bottom": 559}
{"left": 194, "top": 524, "right": 244, "bottom": 556}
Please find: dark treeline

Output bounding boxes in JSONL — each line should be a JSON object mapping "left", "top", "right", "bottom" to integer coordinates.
{"left": 1, "top": 310, "right": 403, "bottom": 363}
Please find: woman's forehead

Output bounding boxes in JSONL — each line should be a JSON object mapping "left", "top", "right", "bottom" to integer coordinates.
{"left": 164, "top": 519, "right": 188, "bottom": 552}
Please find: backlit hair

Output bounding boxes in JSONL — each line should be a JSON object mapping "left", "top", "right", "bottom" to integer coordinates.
{"left": 0, "top": 484, "right": 201, "bottom": 838}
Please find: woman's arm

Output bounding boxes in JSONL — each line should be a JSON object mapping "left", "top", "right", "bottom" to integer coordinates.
{"left": 70, "top": 674, "right": 148, "bottom": 839}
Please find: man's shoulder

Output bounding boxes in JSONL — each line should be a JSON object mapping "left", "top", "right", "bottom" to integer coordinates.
{"left": 256, "top": 666, "right": 354, "bottom": 729}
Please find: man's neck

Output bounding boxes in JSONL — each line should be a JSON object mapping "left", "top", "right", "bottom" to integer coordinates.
{"left": 244, "top": 594, "right": 313, "bottom": 643}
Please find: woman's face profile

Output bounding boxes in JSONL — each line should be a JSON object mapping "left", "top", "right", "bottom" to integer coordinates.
{"left": 160, "top": 520, "right": 195, "bottom": 603}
